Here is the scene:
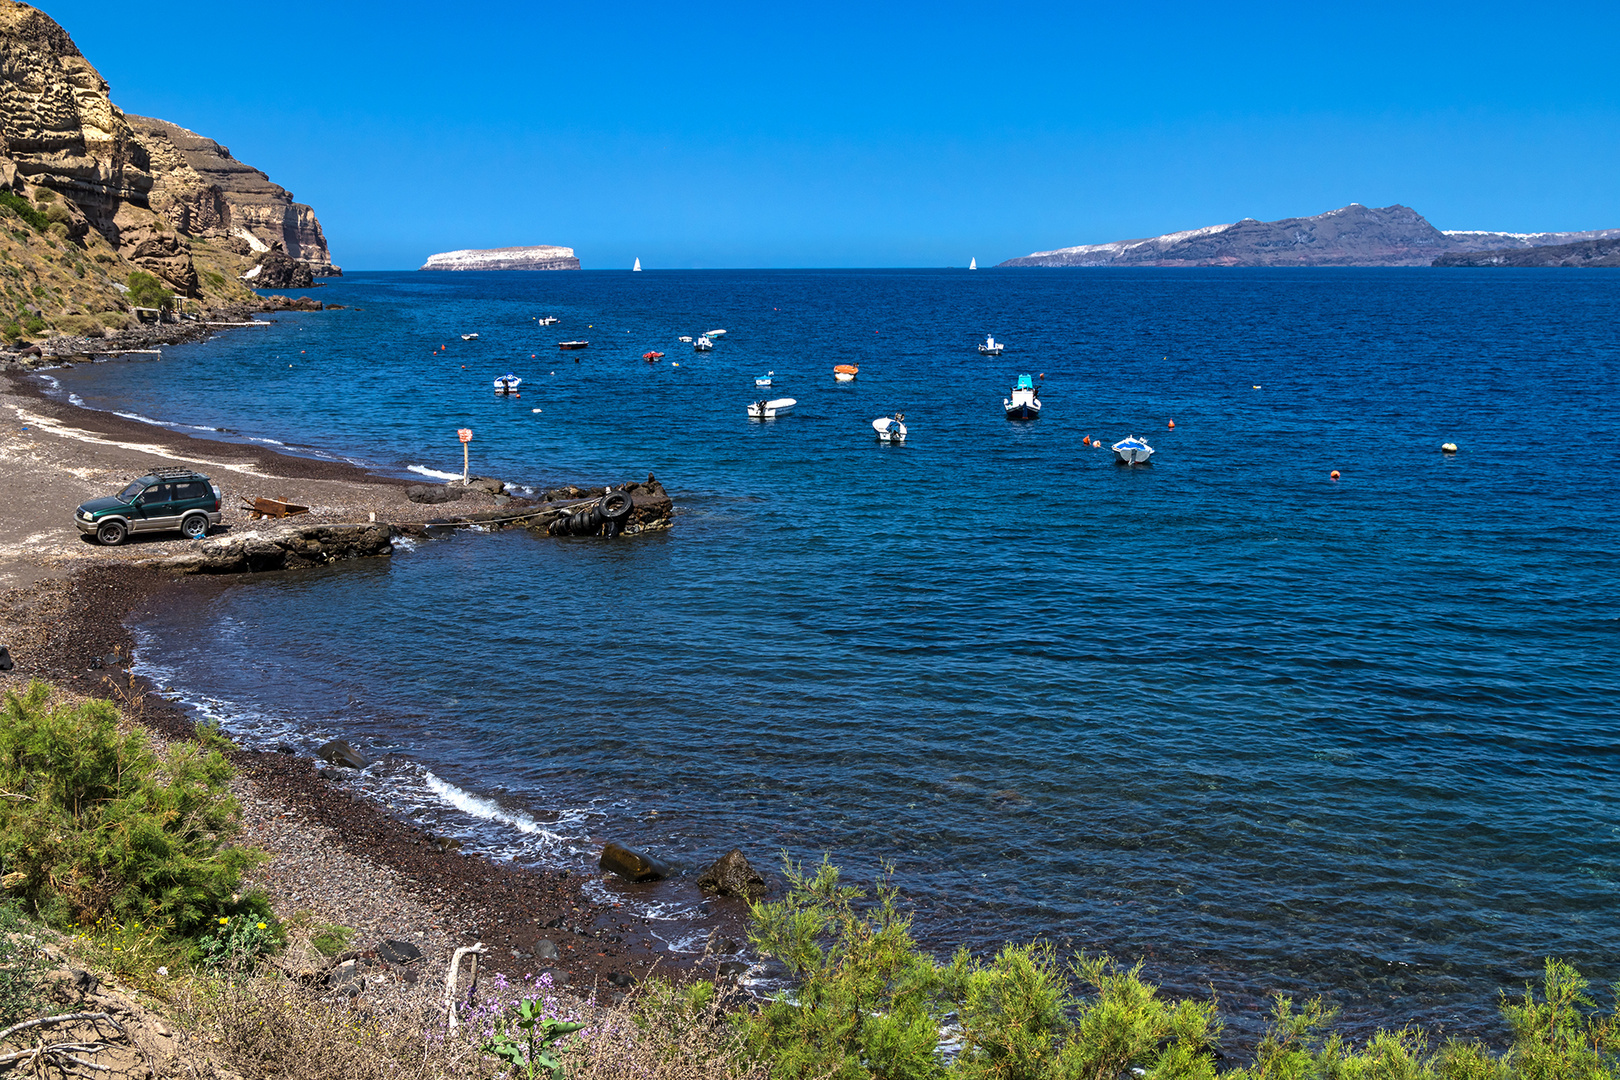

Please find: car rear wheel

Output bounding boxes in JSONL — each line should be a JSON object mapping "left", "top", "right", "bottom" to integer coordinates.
{"left": 96, "top": 521, "right": 127, "bottom": 546}
{"left": 181, "top": 514, "right": 210, "bottom": 540}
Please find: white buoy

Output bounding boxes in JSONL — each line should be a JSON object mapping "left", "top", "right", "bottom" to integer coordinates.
{"left": 1441, "top": 442, "right": 1458, "bottom": 453}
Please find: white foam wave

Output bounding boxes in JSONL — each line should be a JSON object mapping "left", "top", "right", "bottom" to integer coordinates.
{"left": 113, "top": 410, "right": 171, "bottom": 427}
{"left": 68, "top": 394, "right": 86, "bottom": 407}
{"left": 408, "top": 465, "right": 462, "bottom": 481}
{"left": 248, "top": 437, "right": 286, "bottom": 446}
{"left": 36, "top": 374, "right": 61, "bottom": 389}
{"left": 423, "top": 771, "right": 565, "bottom": 843}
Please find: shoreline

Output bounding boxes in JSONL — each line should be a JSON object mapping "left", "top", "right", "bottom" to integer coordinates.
{"left": 0, "top": 358, "right": 751, "bottom": 1002}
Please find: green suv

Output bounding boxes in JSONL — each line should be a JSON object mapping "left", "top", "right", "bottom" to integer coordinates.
{"left": 75, "top": 467, "right": 224, "bottom": 546}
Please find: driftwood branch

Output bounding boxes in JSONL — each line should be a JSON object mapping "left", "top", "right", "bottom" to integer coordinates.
{"left": 0, "top": 1012, "right": 124, "bottom": 1044}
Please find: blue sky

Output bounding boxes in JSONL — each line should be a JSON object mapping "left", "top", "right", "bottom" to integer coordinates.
{"left": 52, "top": 0, "right": 1620, "bottom": 269}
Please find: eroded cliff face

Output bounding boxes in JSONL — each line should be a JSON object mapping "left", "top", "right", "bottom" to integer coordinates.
{"left": 126, "top": 114, "right": 335, "bottom": 273}
{"left": 0, "top": 2, "right": 335, "bottom": 301}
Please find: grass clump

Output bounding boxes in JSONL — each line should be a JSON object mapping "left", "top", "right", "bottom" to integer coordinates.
{"left": 0, "top": 190, "right": 48, "bottom": 233}
{"left": 0, "top": 680, "right": 266, "bottom": 938}
{"left": 125, "top": 269, "right": 172, "bottom": 309}
{"left": 0, "top": 900, "right": 48, "bottom": 1027}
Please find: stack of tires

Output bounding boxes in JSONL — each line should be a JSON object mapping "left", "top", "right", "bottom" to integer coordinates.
{"left": 550, "top": 491, "right": 634, "bottom": 538}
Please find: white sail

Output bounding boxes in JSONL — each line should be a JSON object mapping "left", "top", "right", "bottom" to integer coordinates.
{"left": 633, "top": 257, "right": 642, "bottom": 271}
{"left": 970, "top": 257, "right": 977, "bottom": 270}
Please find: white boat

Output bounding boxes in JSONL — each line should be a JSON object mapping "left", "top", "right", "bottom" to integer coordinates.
{"left": 1004, "top": 374, "right": 1041, "bottom": 420}
{"left": 706, "top": 329, "right": 727, "bottom": 337}
{"left": 694, "top": 335, "right": 714, "bottom": 351}
{"left": 873, "top": 414, "right": 907, "bottom": 443}
{"left": 747, "top": 397, "right": 796, "bottom": 420}
{"left": 493, "top": 373, "right": 523, "bottom": 394}
{"left": 461, "top": 332, "right": 479, "bottom": 340}
{"left": 970, "top": 258, "right": 977, "bottom": 270}
{"left": 1111, "top": 435, "right": 1154, "bottom": 464}
{"left": 679, "top": 335, "right": 693, "bottom": 343}
{"left": 755, "top": 370, "right": 774, "bottom": 387}
{"left": 978, "top": 334, "right": 1004, "bottom": 355}
{"left": 633, "top": 257, "right": 642, "bottom": 271}
{"left": 536, "top": 316, "right": 559, "bottom": 325}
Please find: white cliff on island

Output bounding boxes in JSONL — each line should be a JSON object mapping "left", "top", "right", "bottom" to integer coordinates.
{"left": 420, "top": 245, "right": 580, "bottom": 271}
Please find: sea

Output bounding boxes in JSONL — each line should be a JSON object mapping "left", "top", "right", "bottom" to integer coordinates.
{"left": 45, "top": 267, "right": 1620, "bottom": 1037}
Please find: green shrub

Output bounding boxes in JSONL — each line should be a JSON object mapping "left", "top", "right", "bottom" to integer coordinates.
{"left": 44, "top": 202, "right": 69, "bottom": 223}
{"left": 32, "top": 187, "right": 56, "bottom": 203}
{"left": 0, "top": 190, "right": 48, "bottom": 232}
{"left": 1499, "top": 959, "right": 1620, "bottom": 1079}
{"left": 0, "top": 681, "right": 264, "bottom": 938}
{"left": 309, "top": 922, "right": 354, "bottom": 957}
{"left": 743, "top": 857, "right": 951, "bottom": 1080}
{"left": 126, "top": 269, "right": 173, "bottom": 309}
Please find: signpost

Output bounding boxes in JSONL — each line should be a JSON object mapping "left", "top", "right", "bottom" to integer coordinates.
{"left": 458, "top": 428, "right": 472, "bottom": 482}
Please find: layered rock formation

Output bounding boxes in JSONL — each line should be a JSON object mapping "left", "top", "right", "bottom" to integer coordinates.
{"left": 1001, "top": 204, "right": 1620, "bottom": 268}
{"left": 421, "top": 245, "right": 579, "bottom": 271}
{"left": 125, "top": 114, "right": 336, "bottom": 275}
{"left": 0, "top": 3, "right": 335, "bottom": 300}
{"left": 1433, "top": 236, "right": 1620, "bottom": 268}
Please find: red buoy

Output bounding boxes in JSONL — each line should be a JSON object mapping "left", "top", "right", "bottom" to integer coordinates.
{"left": 1168, "top": 419, "right": 1175, "bottom": 429}
{"left": 1330, "top": 470, "right": 1340, "bottom": 480}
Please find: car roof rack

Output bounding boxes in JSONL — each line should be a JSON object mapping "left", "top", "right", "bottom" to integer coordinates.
{"left": 146, "top": 466, "right": 201, "bottom": 478}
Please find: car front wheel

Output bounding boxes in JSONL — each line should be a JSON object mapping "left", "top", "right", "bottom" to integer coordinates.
{"left": 181, "top": 514, "right": 210, "bottom": 540}
{"left": 96, "top": 521, "right": 127, "bottom": 546}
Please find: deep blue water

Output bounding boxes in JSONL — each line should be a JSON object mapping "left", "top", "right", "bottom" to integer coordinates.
{"left": 50, "top": 268, "right": 1620, "bottom": 1033}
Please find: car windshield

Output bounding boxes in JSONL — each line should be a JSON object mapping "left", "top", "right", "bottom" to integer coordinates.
{"left": 118, "top": 481, "right": 146, "bottom": 500}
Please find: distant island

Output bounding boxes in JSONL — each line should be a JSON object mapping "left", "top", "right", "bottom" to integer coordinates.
{"left": 1433, "top": 236, "right": 1620, "bottom": 268}
{"left": 420, "top": 246, "right": 580, "bottom": 271}
{"left": 1000, "top": 204, "right": 1620, "bottom": 268}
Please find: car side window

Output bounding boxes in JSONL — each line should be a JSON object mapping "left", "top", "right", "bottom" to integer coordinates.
{"left": 175, "top": 481, "right": 206, "bottom": 500}
{"left": 139, "top": 484, "right": 171, "bottom": 505}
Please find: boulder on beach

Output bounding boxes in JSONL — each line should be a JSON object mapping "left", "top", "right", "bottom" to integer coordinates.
{"left": 599, "top": 841, "right": 671, "bottom": 882}
{"left": 405, "top": 484, "right": 465, "bottom": 505}
{"left": 697, "top": 847, "right": 766, "bottom": 899}
{"left": 317, "top": 739, "right": 370, "bottom": 769}
{"left": 451, "top": 475, "right": 507, "bottom": 496}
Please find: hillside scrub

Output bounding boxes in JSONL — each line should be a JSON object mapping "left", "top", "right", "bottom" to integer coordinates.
{"left": 0, "top": 680, "right": 267, "bottom": 939}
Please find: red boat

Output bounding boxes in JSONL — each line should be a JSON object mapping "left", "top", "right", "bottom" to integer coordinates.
{"left": 643, "top": 351, "right": 665, "bottom": 363}
{"left": 558, "top": 340, "right": 589, "bottom": 350}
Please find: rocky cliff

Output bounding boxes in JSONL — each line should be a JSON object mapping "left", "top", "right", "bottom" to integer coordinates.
{"left": 1000, "top": 204, "right": 1620, "bottom": 268}
{"left": 0, "top": 1, "right": 335, "bottom": 327}
{"left": 420, "top": 245, "right": 579, "bottom": 271}
{"left": 1433, "top": 236, "right": 1620, "bottom": 268}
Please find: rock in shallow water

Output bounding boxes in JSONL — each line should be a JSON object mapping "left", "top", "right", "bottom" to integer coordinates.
{"left": 599, "top": 841, "right": 671, "bottom": 882}
{"left": 697, "top": 848, "right": 766, "bottom": 899}
{"left": 317, "top": 739, "right": 369, "bottom": 769}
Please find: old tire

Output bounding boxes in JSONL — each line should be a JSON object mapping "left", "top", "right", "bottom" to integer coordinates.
{"left": 181, "top": 513, "right": 210, "bottom": 540}
{"left": 96, "top": 521, "right": 127, "bottom": 546}
{"left": 599, "top": 491, "right": 633, "bottom": 522}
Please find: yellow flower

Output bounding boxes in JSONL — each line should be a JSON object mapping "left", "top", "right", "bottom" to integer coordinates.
{"left": 218, "top": 916, "right": 229, "bottom": 924}
{"left": 257, "top": 922, "right": 267, "bottom": 930}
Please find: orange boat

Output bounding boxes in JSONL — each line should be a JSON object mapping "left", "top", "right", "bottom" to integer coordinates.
{"left": 643, "top": 351, "right": 665, "bottom": 362}
{"left": 834, "top": 364, "right": 858, "bottom": 382}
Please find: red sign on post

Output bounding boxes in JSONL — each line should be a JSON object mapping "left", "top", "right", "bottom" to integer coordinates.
{"left": 458, "top": 428, "right": 473, "bottom": 443}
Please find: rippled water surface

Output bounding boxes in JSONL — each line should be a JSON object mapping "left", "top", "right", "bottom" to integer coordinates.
{"left": 55, "top": 269, "right": 1620, "bottom": 1033}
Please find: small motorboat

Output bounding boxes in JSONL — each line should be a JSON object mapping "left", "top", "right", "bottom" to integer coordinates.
{"left": 755, "top": 370, "right": 774, "bottom": 387}
{"left": 834, "top": 363, "right": 858, "bottom": 382}
{"left": 678, "top": 335, "right": 693, "bottom": 343}
{"left": 643, "top": 351, "right": 665, "bottom": 363}
{"left": 1111, "top": 435, "right": 1154, "bottom": 464}
{"left": 1004, "top": 374, "right": 1041, "bottom": 420}
{"left": 493, "top": 373, "right": 523, "bottom": 394}
{"left": 694, "top": 336, "right": 714, "bottom": 351}
{"left": 536, "top": 316, "right": 559, "bottom": 325}
{"left": 873, "top": 414, "right": 907, "bottom": 443}
{"left": 707, "top": 329, "right": 727, "bottom": 337}
{"left": 558, "top": 340, "right": 589, "bottom": 350}
{"left": 978, "top": 335, "right": 1005, "bottom": 355}
{"left": 747, "top": 397, "right": 796, "bottom": 420}
{"left": 461, "top": 332, "right": 479, "bottom": 341}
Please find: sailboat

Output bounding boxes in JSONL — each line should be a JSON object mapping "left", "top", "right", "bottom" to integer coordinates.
{"left": 633, "top": 257, "right": 642, "bottom": 272}
{"left": 970, "top": 257, "right": 977, "bottom": 270}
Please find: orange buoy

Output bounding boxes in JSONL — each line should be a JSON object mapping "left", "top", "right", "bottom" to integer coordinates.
{"left": 1330, "top": 470, "right": 1340, "bottom": 480}
{"left": 1168, "top": 419, "right": 1175, "bottom": 428}
{"left": 1083, "top": 435, "right": 1091, "bottom": 445}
